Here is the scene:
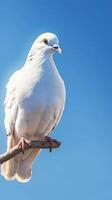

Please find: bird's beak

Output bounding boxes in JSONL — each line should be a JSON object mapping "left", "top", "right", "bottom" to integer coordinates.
{"left": 52, "top": 44, "right": 62, "bottom": 54}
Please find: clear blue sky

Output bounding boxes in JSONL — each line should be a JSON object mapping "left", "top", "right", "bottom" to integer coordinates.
{"left": 0, "top": 0, "right": 112, "bottom": 199}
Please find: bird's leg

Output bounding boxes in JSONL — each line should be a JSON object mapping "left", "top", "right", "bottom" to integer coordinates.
{"left": 45, "top": 136, "right": 59, "bottom": 152}
{"left": 17, "top": 136, "right": 31, "bottom": 153}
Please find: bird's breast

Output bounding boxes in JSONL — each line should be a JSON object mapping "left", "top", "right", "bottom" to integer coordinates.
{"left": 15, "top": 62, "right": 65, "bottom": 139}
{"left": 19, "top": 62, "right": 65, "bottom": 110}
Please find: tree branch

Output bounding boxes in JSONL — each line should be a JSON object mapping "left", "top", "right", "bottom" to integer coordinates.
{"left": 0, "top": 139, "right": 61, "bottom": 164}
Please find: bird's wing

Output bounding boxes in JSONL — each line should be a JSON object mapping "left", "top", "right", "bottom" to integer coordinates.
{"left": 4, "top": 69, "right": 21, "bottom": 135}
{"left": 53, "top": 80, "right": 66, "bottom": 129}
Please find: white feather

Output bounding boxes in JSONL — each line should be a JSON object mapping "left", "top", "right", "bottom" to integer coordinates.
{"left": 1, "top": 32, "right": 66, "bottom": 182}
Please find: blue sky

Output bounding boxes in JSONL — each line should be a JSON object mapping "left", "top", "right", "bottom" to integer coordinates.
{"left": 0, "top": 0, "right": 112, "bottom": 199}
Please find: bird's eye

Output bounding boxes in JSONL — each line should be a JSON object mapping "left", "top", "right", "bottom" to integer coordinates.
{"left": 43, "top": 39, "right": 48, "bottom": 45}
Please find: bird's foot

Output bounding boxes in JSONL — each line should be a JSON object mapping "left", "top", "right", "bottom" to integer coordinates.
{"left": 45, "top": 136, "right": 60, "bottom": 152}
{"left": 17, "top": 136, "right": 31, "bottom": 153}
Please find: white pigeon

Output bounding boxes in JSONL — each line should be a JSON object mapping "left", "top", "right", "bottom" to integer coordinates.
{"left": 1, "top": 32, "right": 66, "bottom": 183}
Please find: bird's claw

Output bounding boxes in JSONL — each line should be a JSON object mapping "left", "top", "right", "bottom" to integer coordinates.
{"left": 17, "top": 136, "right": 31, "bottom": 153}
{"left": 45, "top": 136, "right": 59, "bottom": 152}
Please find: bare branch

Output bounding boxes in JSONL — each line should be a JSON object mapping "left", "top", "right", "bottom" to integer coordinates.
{"left": 0, "top": 139, "right": 61, "bottom": 164}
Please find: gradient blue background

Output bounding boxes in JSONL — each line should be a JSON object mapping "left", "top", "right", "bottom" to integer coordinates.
{"left": 0, "top": 0, "right": 112, "bottom": 199}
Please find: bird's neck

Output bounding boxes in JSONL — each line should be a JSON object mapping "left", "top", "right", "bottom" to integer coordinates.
{"left": 25, "top": 52, "right": 58, "bottom": 74}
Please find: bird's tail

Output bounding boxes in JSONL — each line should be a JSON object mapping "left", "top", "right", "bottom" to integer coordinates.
{"left": 16, "top": 149, "right": 41, "bottom": 183}
{"left": 1, "top": 135, "right": 21, "bottom": 181}
{"left": 1, "top": 135, "right": 41, "bottom": 182}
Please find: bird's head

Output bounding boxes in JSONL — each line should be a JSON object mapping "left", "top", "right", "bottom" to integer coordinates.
{"left": 30, "top": 32, "right": 62, "bottom": 56}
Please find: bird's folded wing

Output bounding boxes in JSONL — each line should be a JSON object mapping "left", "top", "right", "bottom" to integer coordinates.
{"left": 4, "top": 70, "right": 21, "bottom": 135}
